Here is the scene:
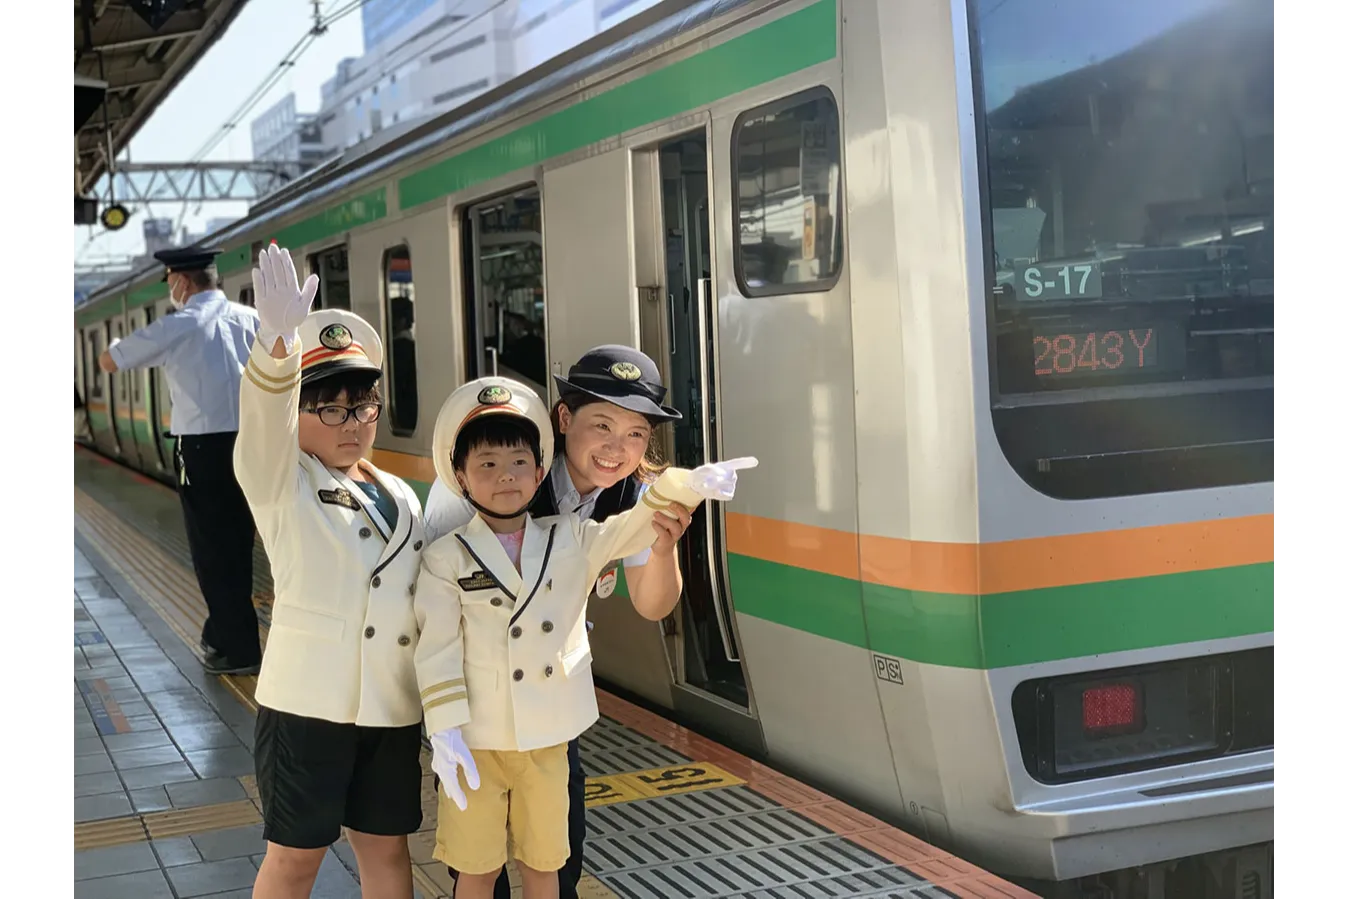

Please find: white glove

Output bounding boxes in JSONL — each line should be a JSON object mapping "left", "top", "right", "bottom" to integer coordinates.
{"left": 430, "top": 727, "right": 480, "bottom": 811}
{"left": 686, "top": 457, "right": 758, "bottom": 501}
{"left": 253, "top": 243, "right": 318, "bottom": 354}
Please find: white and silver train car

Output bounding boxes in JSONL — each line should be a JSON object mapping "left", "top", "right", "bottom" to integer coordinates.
{"left": 74, "top": 1, "right": 1274, "bottom": 895}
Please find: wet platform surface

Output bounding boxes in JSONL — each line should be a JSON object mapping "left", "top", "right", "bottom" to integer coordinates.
{"left": 74, "top": 446, "right": 1037, "bottom": 899}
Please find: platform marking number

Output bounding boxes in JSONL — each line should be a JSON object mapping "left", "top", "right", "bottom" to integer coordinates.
{"left": 585, "top": 762, "right": 745, "bottom": 807}
{"left": 629, "top": 763, "right": 744, "bottom": 798}
{"left": 874, "top": 654, "right": 904, "bottom": 686}
{"left": 584, "top": 775, "right": 644, "bottom": 808}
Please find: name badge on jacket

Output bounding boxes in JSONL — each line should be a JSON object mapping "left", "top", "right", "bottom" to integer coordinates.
{"left": 458, "top": 571, "right": 496, "bottom": 592}
{"left": 318, "top": 487, "right": 361, "bottom": 512}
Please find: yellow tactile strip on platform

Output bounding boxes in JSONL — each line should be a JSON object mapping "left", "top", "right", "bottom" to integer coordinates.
{"left": 74, "top": 789, "right": 263, "bottom": 850}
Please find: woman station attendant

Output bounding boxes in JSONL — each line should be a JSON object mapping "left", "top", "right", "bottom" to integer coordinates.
{"left": 423, "top": 345, "right": 693, "bottom": 899}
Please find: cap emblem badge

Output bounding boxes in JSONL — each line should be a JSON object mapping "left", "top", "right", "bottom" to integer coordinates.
{"left": 319, "top": 324, "right": 353, "bottom": 351}
{"left": 609, "top": 361, "right": 642, "bottom": 381}
{"left": 478, "top": 385, "right": 512, "bottom": 405}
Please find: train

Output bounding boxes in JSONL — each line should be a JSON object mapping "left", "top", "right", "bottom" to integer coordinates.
{"left": 73, "top": 1, "right": 1274, "bottom": 896}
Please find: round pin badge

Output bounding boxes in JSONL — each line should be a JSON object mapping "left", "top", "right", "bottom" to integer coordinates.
{"left": 478, "top": 385, "right": 512, "bottom": 405}
{"left": 609, "top": 361, "right": 642, "bottom": 381}
{"left": 595, "top": 567, "right": 618, "bottom": 598}
{"left": 319, "top": 323, "right": 353, "bottom": 350}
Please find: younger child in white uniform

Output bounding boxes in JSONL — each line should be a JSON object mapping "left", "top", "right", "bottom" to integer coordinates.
{"left": 412, "top": 376, "right": 754, "bottom": 899}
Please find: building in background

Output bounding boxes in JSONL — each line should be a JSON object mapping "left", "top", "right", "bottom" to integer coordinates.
{"left": 311, "top": 0, "right": 667, "bottom": 157}
{"left": 250, "top": 92, "right": 329, "bottom": 196}
{"left": 362, "top": 0, "right": 441, "bottom": 54}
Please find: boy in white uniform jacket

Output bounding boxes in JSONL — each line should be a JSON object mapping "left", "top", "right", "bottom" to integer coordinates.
{"left": 413, "top": 376, "right": 755, "bottom": 899}
{"left": 236, "top": 245, "right": 426, "bottom": 899}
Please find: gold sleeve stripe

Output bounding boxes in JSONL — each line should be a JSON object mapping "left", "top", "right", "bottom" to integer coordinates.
{"left": 642, "top": 493, "right": 673, "bottom": 511}
{"left": 424, "top": 691, "right": 467, "bottom": 713}
{"left": 420, "top": 678, "right": 466, "bottom": 699}
{"left": 245, "top": 360, "right": 298, "bottom": 385}
{"left": 244, "top": 366, "right": 297, "bottom": 395}
{"left": 647, "top": 485, "right": 676, "bottom": 505}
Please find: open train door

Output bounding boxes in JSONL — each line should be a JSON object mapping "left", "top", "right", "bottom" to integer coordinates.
{"left": 542, "top": 127, "right": 762, "bottom": 752}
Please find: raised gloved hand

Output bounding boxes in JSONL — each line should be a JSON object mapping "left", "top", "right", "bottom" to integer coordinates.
{"left": 253, "top": 242, "right": 318, "bottom": 354}
{"left": 429, "top": 727, "right": 480, "bottom": 811}
{"left": 686, "top": 457, "right": 758, "bottom": 501}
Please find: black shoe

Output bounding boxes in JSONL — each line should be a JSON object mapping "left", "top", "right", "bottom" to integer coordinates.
{"left": 202, "top": 652, "right": 260, "bottom": 676}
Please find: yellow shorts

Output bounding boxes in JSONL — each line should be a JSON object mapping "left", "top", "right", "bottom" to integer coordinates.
{"left": 432, "top": 743, "right": 570, "bottom": 875}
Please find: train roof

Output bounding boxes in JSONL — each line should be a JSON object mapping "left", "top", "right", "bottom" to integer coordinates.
{"left": 76, "top": 0, "right": 759, "bottom": 315}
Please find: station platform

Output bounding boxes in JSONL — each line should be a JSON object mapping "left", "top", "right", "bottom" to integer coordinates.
{"left": 73, "top": 445, "right": 1037, "bottom": 899}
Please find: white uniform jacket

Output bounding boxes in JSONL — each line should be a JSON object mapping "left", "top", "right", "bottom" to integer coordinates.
{"left": 235, "top": 341, "right": 427, "bottom": 728}
{"left": 414, "top": 471, "right": 703, "bottom": 750}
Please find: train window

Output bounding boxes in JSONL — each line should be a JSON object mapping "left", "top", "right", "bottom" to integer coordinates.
{"left": 731, "top": 88, "right": 844, "bottom": 296}
{"left": 238, "top": 287, "right": 255, "bottom": 308}
{"left": 308, "top": 245, "right": 351, "bottom": 310}
{"left": 87, "top": 331, "right": 104, "bottom": 399}
{"left": 462, "top": 188, "right": 547, "bottom": 396}
{"left": 383, "top": 245, "right": 419, "bottom": 435}
{"left": 972, "top": 0, "right": 1273, "bottom": 498}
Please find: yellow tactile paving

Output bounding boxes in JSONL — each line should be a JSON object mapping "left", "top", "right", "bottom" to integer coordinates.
{"left": 74, "top": 785, "right": 264, "bottom": 850}
{"left": 74, "top": 815, "right": 148, "bottom": 851}
{"left": 143, "top": 799, "right": 263, "bottom": 839}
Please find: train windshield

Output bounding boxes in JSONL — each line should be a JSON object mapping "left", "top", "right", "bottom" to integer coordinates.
{"left": 971, "top": 0, "right": 1272, "bottom": 499}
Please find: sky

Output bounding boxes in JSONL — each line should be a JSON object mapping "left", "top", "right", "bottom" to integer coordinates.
{"left": 74, "top": 0, "right": 365, "bottom": 268}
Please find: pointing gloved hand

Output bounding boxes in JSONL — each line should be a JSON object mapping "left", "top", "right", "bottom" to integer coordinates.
{"left": 429, "top": 727, "right": 480, "bottom": 811}
{"left": 686, "top": 457, "right": 759, "bottom": 502}
{"left": 253, "top": 243, "right": 318, "bottom": 354}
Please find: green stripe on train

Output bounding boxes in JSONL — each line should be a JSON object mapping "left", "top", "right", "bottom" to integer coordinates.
{"left": 398, "top": 0, "right": 837, "bottom": 209}
{"left": 728, "top": 555, "right": 1273, "bottom": 669}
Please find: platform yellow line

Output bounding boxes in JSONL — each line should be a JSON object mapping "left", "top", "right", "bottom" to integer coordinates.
{"left": 74, "top": 791, "right": 262, "bottom": 851}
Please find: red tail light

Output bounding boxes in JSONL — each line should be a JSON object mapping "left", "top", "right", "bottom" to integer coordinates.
{"left": 1082, "top": 683, "right": 1141, "bottom": 734}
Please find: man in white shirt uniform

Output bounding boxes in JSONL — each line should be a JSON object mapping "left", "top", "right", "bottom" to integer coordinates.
{"left": 99, "top": 245, "right": 263, "bottom": 675}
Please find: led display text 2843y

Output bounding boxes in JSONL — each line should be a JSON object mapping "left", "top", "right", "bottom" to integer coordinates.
{"left": 1032, "top": 327, "right": 1159, "bottom": 377}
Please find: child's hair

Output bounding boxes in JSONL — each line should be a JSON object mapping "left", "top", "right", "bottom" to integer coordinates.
{"left": 299, "top": 369, "right": 381, "bottom": 410}
{"left": 453, "top": 414, "right": 543, "bottom": 471}
{"left": 550, "top": 392, "right": 668, "bottom": 485}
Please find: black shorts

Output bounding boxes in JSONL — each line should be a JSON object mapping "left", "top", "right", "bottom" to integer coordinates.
{"left": 255, "top": 705, "right": 423, "bottom": 849}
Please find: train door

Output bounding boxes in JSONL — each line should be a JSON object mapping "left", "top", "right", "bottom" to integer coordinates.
{"left": 109, "top": 318, "right": 133, "bottom": 459}
{"left": 638, "top": 130, "right": 759, "bottom": 744}
{"left": 83, "top": 325, "right": 116, "bottom": 455}
{"left": 542, "top": 130, "right": 761, "bottom": 749}
{"left": 124, "top": 308, "right": 158, "bottom": 472}
{"left": 131, "top": 307, "right": 171, "bottom": 474}
{"left": 307, "top": 244, "right": 352, "bottom": 311}
{"left": 151, "top": 299, "right": 177, "bottom": 481}
{"left": 462, "top": 188, "right": 547, "bottom": 397}
{"left": 75, "top": 331, "right": 93, "bottom": 444}
{"left": 350, "top": 209, "right": 454, "bottom": 487}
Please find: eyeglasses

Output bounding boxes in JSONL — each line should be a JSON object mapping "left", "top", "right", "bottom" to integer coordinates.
{"left": 302, "top": 403, "right": 383, "bottom": 426}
